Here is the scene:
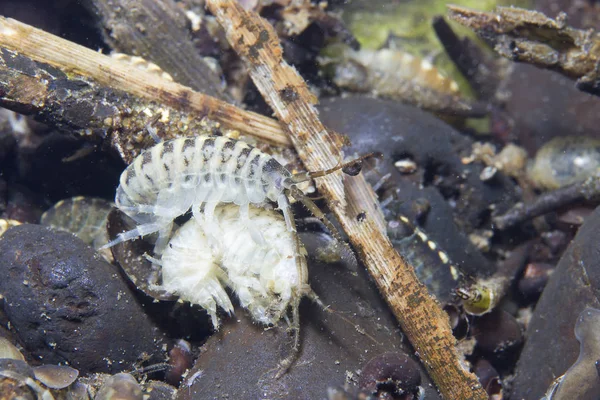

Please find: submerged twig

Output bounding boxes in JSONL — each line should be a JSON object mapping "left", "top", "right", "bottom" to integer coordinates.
{"left": 493, "top": 177, "right": 600, "bottom": 230}
{"left": 205, "top": 0, "right": 487, "bottom": 398}
{"left": 432, "top": 16, "right": 506, "bottom": 102}
{"left": 0, "top": 17, "right": 291, "bottom": 147}
{"left": 447, "top": 5, "right": 600, "bottom": 96}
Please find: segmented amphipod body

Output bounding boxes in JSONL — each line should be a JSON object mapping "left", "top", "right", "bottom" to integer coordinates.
{"left": 157, "top": 204, "right": 310, "bottom": 330}
{"left": 104, "top": 135, "right": 307, "bottom": 254}
{"left": 41, "top": 197, "right": 113, "bottom": 251}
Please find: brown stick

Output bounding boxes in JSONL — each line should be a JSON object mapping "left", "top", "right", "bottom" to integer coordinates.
{"left": 205, "top": 1, "right": 487, "bottom": 398}
{"left": 447, "top": 5, "right": 600, "bottom": 96}
{"left": 0, "top": 16, "right": 291, "bottom": 147}
{"left": 493, "top": 176, "right": 600, "bottom": 230}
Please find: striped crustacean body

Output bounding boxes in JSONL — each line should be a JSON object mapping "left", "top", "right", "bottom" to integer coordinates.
{"left": 106, "top": 135, "right": 297, "bottom": 254}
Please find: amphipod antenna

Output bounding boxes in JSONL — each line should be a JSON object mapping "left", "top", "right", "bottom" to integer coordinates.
{"left": 292, "top": 152, "right": 382, "bottom": 183}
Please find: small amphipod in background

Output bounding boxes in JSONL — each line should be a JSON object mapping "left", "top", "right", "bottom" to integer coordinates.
{"left": 40, "top": 196, "right": 113, "bottom": 261}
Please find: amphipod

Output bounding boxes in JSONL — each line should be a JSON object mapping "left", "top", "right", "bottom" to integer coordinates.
{"left": 158, "top": 204, "right": 310, "bottom": 328}
{"left": 156, "top": 204, "right": 313, "bottom": 373}
{"left": 102, "top": 135, "right": 346, "bottom": 255}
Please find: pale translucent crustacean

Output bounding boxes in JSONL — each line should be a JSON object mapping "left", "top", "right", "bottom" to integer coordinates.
{"left": 102, "top": 135, "right": 347, "bottom": 330}
{"left": 101, "top": 135, "right": 338, "bottom": 259}
{"left": 41, "top": 196, "right": 114, "bottom": 262}
{"left": 102, "top": 134, "right": 362, "bottom": 374}
{"left": 156, "top": 204, "right": 310, "bottom": 330}
{"left": 41, "top": 197, "right": 113, "bottom": 248}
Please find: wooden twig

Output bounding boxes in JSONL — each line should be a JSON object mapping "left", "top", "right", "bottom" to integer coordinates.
{"left": 432, "top": 16, "right": 505, "bottom": 102}
{"left": 205, "top": 1, "right": 487, "bottom": 398}
{"left": 493, "top": 176, "right": 600, "bottom": 230}
{"left": 83, "top": 0, "right": 229, "bottom": 99}
{"left": 0, "top": 16, "right": 291, "bottom": 147}
{"left": 447, "top": 5, "right": 600, "bottom": 96}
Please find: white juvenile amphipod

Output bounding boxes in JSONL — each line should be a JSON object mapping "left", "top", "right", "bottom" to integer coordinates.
{"left": 157, "top": 204, "right": 313, "bottom": 375}
{"left": 158, "top": 204, "right": 310, "bottom": 330}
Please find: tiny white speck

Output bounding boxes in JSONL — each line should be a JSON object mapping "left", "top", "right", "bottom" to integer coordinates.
{"left": 421, "top": 60, "right": 433, "bottom": 71}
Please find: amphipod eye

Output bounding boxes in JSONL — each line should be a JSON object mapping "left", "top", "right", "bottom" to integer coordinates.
{"left": 342, "top": 161, "right": 363, "bottom": 176}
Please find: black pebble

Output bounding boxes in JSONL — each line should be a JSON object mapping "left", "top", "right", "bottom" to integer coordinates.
{"left": 0, "top": 224, "right": 166, "bottom": 373}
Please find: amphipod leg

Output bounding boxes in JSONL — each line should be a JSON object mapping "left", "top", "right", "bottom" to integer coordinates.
{"left": 239, "top": 202, "right": 266, "bottom": 246}
{"left": 100, "top": 221, "right": 164, "bottom": 249}
{"left": 201, "top": 192, "right": 225, "bottom": 249}
{"left": 274, "top": 193, "right": 308, "bottom": 378}
{"left": 275, "top": 295, "right": 302, "bottom": 380}
{"left": 288, "top": 186, "right": 356, "bottom": 264}
{"left": 152, "top": 222, "right": 174, "bottom": 255}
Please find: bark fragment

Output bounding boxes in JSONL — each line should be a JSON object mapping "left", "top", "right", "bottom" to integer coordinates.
{"left": 448, "top": 5, "right": 600, "bottom": 96}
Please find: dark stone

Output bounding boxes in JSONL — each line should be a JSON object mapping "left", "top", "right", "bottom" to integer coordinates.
{"left": 4, "top": 185, "right": 43, "bottom": 224}
{"left": 318, "top": 96, "right": 512, "bottom": 281}
{"left": 517, "top": 262, "right": 554, "bottom": 302}
{"left": 473, "top": 359, "right": 501, "bottom": 396}
{"left": 359, "top": 352, "right": 422, "bottom": 397}
{"left": 0, "top": 224, "right": 166, "bottom": 374}
{"left": 511, "top": 205, "right": 600, "bottom": 399}
{"left": 178, "top": 231, "right": 440, "bottom": 400}
{"left": 471, "top": 309, "right": 523, "bottom": 356}
{"left": 165, "top": 340, "right": 193, "bottom": 387}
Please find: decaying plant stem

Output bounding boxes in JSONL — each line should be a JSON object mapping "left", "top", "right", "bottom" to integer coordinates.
{"left": 493, "top": 176, "right": 600, "bottom": 230}
{"left": 0, "top": 47, "right": 223, "bottom": 163}
{"left": 205, "top": 0, "right": 487, "bottom": 398}
{"left": 0, "top": 16, "right": 291, "bottom": 147}
{"left": 447, "top": 5, "right": 600, "bottom": 96}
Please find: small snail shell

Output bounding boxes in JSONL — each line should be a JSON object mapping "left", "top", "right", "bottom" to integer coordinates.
{"left": 527, "top": 136, "right": 600, "bottom": 190}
